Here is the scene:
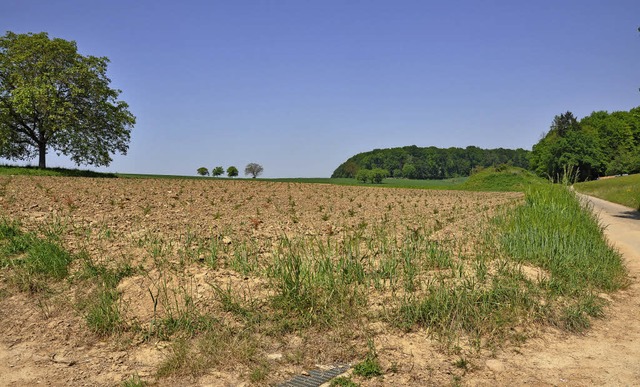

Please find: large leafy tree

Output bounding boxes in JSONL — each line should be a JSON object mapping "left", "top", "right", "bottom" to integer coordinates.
{"left": 529, "top": 112, "right": 605, "bottom": 181}
{"left": 0, "top": 31, "right": 135, "bottom": 168}
{"left": 581, "top": 109, "right": 640, "bottom": 175}
{"left": 530, "top": 108, "right": 640, "bottom": 181}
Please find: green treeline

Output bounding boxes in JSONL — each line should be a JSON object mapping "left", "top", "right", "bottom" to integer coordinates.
{"left": 331, "top": 145, "right": 530, "bottom": 179}
{"left": 332, "top": 106, "right": 640, "bottom": 182}
{"left": 529, "top": 107, "right": 640, "bottom": 182}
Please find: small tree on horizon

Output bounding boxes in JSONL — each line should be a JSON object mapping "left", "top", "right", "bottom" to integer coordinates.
{"left": 227, "top": 166, "right": 238, "bottom": 177}
{"left": 212, "top": 166, "right": 224, "bottom": 177}
{"left": 245, "top": 163, "right": 264, "bottom": 178}
{"left": 197, "top": 167, "right": 209, "bottom": 176}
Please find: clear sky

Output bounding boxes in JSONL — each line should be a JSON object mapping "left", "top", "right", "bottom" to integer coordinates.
{"left": 2, "top": 0, "right": 639, "bottom": 177}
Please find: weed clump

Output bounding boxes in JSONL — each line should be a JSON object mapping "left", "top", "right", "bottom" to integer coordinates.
{"left": 0, "top": 218, "right": 73, "bottom": 291}
{"left": 353, "top": 340, "right": 382, "bottom": 378}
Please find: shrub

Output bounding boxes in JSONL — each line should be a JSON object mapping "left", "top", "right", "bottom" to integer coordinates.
{"left": 370, "top": 168, "right": 389, "bottom": 184}
{"left": 355, "top": 169, "right": 370, "bottom": 183}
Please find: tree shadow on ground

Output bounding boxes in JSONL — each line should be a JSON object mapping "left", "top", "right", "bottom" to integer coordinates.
{"left": 0, "top": 165, "right": 117, "bottom": 178}
{"left": 613, "top": 210, "right": 640, "bottom": 221}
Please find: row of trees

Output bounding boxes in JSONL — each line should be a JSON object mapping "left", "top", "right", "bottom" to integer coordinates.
{"left": 197, "top": 166, "right": 235, "bottom": 177}
{"left": 197, "top": 163, "right": 264, "bottom": 178}
{"left": 529, "top": 108, "right": 640, "bottom": 181}
{"left": 332, "top": 145, "right": 530, "bottom": 180}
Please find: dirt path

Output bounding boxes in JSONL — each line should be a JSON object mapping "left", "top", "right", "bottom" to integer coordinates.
{"left": 467, "top": 195, "right": 640, "bottom": 386}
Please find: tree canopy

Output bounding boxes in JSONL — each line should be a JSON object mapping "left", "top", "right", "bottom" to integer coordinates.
{"left": 0, "top": 31, "right": 135, "bottom": 168}
{"left": 227, "top": 166, "right": 238, "bottom": 177}
{"left": 529, "top": 108, "right": 640, "bottom": 181}
{"left": 212, "top": 166, "right": 224, "bottom": 177}
{"left": 332, "top": 145, "right": 530, "bottom": 179}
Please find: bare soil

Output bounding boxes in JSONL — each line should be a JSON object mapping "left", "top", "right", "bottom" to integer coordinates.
{"left": 0, "top": 177, "right": 637, "bottom": 386}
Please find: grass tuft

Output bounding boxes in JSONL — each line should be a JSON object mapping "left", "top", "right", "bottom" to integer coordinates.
{"left": 122, "top": 374, "right": 146, "bottom": 387}
{"left": 353, "top": 340, "right": 383, "bottom": 378}
{"left": 0, "top": 218, "right": 74, "bottom": 291}
{"left": 331, "top": 376, "right": 359, "bottom": 386}
{"left": 156, "top": 324, "right": 260, "bottom": 378}
{"left": 85, "top": 288, "right": 124, "bottom": 336}
{"left": 25, "top": 239, "right": 73, "bottom": 279}
{"left": 79, "top": 257, "right": 136, "bottom": 335}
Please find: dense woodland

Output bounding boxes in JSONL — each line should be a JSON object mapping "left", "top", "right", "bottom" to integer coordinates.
{"left": 529, "top": 107, "right": 640, "bottom": 181}
{"left": 331, "top": 145, "right": 530, "bottom": 179}
{"left": 333, "top": 106, "right": 640, "bottom": 182}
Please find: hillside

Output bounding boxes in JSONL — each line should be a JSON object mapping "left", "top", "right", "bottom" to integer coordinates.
{"left": 332, "top": 145, "right": 530, "bottom": 180}
{"left": 461, "top": 166, "right": 548, "bottom": 192}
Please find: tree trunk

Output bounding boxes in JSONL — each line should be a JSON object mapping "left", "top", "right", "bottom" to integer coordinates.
{"left": 38, "top": 142, "right": 46, "bottom": 169}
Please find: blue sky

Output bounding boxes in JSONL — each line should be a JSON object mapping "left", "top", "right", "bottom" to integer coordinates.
{"left": 2, "top": 0, "right": 639, "bottom": 177}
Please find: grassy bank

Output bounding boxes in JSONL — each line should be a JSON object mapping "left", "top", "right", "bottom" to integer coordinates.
{"left": 495, "top": 184, "right": 627, "bottom": 330}
{"left": 574, "top": 174, "right": 640, "bottom": 210}
{"left": 461, "top": 166, "right": 548, "bottom": 192}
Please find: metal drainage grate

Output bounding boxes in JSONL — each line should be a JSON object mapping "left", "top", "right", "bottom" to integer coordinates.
{"left": 278, "top": 364, "right": 351, "bottom": 387}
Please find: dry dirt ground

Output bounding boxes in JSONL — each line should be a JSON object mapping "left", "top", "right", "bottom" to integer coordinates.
{"left": 0, "top": 176, "right": 519, "bottom": 386}
{"left": 0, "top": 177, "right": 637, "bottom": 386}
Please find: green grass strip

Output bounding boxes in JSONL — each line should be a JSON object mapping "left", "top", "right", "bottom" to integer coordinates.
{"left": 497, "top": 185, "right": 627, "bottom": 294}
{"left": 574, "top": 173, "right": 640, "bottom": 210}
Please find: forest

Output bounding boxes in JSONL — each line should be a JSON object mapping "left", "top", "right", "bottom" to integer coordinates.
{"left": 333, "top": 106, "right": 640, "bottom": 182}
{"left": 331, "top": 145, "right": 530, "bottom": 179}
{"left": 529, "top": 107, "right": 640, "bottom": 181}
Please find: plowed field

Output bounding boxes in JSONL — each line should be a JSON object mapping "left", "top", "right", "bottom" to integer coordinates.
{"left": 0, "top": 176, "right": 526, "bottom": 385}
